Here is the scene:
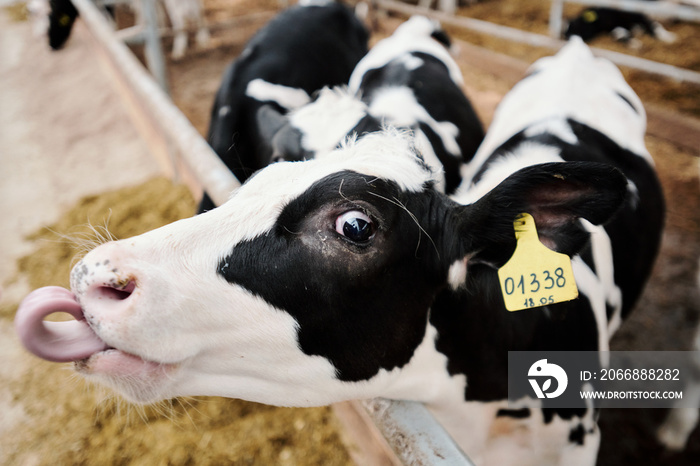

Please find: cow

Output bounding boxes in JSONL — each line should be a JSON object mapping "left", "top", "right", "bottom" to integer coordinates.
{"left": 42, "top": 0, "right": 209, "bottom": 55}
{"left": 449, "top": 35, "right": 664, "bottom": 460}
{"left": 15, "top": 38, "right": 663, "bottom": 465}
{"left": 564, "top": 7, "right": 677, "bottom": 47}
{"left": 47, "top": 0, "right": 79, "bottom": 50}
{"left": 258, "top": 15, "right": 484, "bottom": 195}
{"left": 200, "top": 0, "right": 369, "bottom": 212}
{"left": 456, "top": 35, "right": 663, "bottom": 341}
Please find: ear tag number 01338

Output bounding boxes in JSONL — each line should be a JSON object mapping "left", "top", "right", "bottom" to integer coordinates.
{"left": 497, "top": 213, "right": 578, "bottom": 312}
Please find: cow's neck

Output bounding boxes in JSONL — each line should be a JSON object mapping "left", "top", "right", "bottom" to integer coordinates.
{"left": 375, "top": 320, "right": 524, "bottom": 462}
{"left": 379, "top": 323, "right": 466, "bottom": 403}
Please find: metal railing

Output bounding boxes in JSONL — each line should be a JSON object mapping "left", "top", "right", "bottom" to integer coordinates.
{"left": 374, "top": 0, "right": 700, "bottom": 85}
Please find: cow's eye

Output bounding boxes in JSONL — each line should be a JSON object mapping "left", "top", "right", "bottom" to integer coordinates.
{"left": 335, "top": 210, "right": 375, "bottom": 243}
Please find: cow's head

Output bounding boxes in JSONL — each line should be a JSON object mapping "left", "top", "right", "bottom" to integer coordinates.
{"left": 16, "top": 130, "right": 627, "bottom": 406}
{"left": 256, "top": 87, "right": 377, "bottom": 163}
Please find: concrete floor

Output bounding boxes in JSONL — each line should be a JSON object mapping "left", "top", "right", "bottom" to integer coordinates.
{"left": 0, "top": 9, "right": 161, "bottom": 299}
{"left": 0, "top": 7, "right": 161, "bottom": 453}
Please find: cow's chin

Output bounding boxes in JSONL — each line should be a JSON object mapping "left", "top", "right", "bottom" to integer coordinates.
{"left": 75, "top": 349, "right": 178, "bottom": 404}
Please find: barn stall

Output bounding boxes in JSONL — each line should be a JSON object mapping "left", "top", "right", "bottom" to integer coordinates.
{"left": 1, "top": 0, "right": 699, "bottom": 464}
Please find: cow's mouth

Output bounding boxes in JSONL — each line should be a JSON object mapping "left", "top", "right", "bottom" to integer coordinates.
{"left": 15, "top": 286, "right": 111, "bottom": 362}
{"left": 74, "top": 348, "right": 175, "bottom": 382}
{"left": 15, "top": 286, "right": 175, "bottom": 374}
{"left": 15, "top": 286, "right": 178, "bottom": 402}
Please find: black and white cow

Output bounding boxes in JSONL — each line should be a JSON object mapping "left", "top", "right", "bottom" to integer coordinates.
{"left": 15, "top": 38, "right": 663, "bottom": 465}
{"left": 201, "top": 0, "right": 369, "bottom": 212}
{"left": 446, "top": 35, "right": 664, "bottom": 461}
{"left": 259, "top": 15, "right": 484, "bottom": 195}
{"left": 47, "top": 0, "right": 79, "bottom": 50}
{"left": 42, "top": 0, "right": 208, "bottom": 55}
{"left": 564, "top": 7, "right": 677, "bottom": 46}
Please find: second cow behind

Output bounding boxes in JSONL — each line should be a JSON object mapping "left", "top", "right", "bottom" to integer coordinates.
{"left": 202, "top": 0, "right": 369, "bottom": 212}
{"left": 259, "top": 15, "right": 485, "bottom": 195}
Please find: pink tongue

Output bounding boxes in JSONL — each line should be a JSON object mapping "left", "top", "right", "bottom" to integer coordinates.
{"left": 15, "top": 286, "right": 109, "bottom": 363}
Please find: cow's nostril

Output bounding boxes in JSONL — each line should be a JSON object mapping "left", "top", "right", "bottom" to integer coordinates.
{"left": 95, "top": 281, "right": 135, "bottom": 301}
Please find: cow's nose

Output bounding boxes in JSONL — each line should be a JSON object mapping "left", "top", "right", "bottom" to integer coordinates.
{"left": 79, "top": 276, "right": 138, "bottom": 320}
{"left": 70, "top": 244, "right": 139, "bottom": 309}
{"left": 87, "top": 280, "right": 136, "bottom": 302}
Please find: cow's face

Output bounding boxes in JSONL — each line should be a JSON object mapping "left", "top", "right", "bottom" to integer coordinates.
{"left": 69, "top": 131, "right": 445, "bottom": 405}
{"left": 21, "top": 130, "right": 627, "bottom": 407}
{"left": 564, "top": 10, "right": 601, "bottom": 42}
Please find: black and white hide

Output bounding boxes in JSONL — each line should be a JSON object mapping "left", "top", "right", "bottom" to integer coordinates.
{"left": 564, "top": 7, "right": 677, "bottom": 46}
{"left": 449, "top": 35, "right": 664, "bottom": 463}
{"left": 15, "top": 38, "right": 664, "bottom": 466}
{"left": 258, "top": 15, "right": 484, "bottom": 195}
{"left": 201, "top": 0, "right": 369, "bottom": 212}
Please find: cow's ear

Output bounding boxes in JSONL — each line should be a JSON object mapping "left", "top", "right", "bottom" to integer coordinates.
{"left": 256, "top": 104, "right": 288, "bottom": 142}
{"left": 454, "top": 162, "right": 628, "bottom": 267}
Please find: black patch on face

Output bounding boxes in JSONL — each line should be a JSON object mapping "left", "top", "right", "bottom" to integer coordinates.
{"left": 496, "top": 408, "right": 531, "bottom": 419}
{"left": 218, "top": 171, "right": 452, "bottom": 382}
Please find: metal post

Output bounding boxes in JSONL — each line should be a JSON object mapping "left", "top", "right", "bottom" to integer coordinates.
{"left": 139, "top": 0, "right": 169, "bottom": 94}
{"left": 549, "top": 0, "right": 565, "bottom": 38}
{"left": 362, "top": 399, "right": 476, "bottom": 465}
{"left": 71, "top": 0, "right": 239, "bottom": 204}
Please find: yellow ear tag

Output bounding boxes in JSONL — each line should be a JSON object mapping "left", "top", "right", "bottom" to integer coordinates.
{"left": 583, "top": 10, "right": 598, "bottom": 23}
{"left": 497, "top": 213, "right": 578, "bottom": 312}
